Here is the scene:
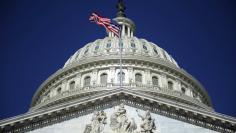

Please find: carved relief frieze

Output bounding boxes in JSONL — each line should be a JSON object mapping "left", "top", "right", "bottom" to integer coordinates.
{"left": 83, "top": 103, "right": 157, "bottom": 133}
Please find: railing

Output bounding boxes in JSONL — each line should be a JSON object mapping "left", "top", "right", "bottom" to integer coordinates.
{"left": 31, "top": 83, "right": 211, "bottom": 111}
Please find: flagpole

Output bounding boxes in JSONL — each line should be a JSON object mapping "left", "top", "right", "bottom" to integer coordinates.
{"left": 118, "top": 28, "right": 123, "bottom": 88}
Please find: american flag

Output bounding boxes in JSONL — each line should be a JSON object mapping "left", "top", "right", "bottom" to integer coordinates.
{"left": 89, "top": 12, "right": 120, "bottom": 37}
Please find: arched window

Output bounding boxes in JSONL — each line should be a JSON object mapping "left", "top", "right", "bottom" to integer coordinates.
{"left": 167, "top": 81, "right": 173, "bottom": 90}
{"left": 135, "top": 73, "right": 142, "bottom": 83}
{"left": 84, "top": 76, "right": 91, "bottom": 87}
{"left": 118, "top": 72, "right": 125, "bottom": 83}
{"left": 181, "top": 87, "right": 186, "bottom": 94}
{"left": 100, "top": 73, "right": 108, "bottom": 84}
{"left": 57, "top": 87, "right": 62, "bottom": 94}
{"left": 131, "top": 43, "right": 135, "bottom": 48}
{"left": 152, "top": 76, "right": 159, "bottom": 86}
{"left": 69, "top": 81, "right": 75, "bottom": 90}
{"left": 153, "top": 48, "right": 158, "bottom": 54}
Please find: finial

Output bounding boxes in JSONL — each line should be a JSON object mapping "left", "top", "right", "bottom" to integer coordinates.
{"left": 116, "top": 0, "right": 126, "bottom": 17}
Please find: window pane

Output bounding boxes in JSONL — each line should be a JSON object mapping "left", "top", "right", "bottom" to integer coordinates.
{"left": 168, "top": 81, "right": 173, "bottom": 89}
{"left": 152, "top": 76, "right": 158, "bottom": 86}
{"left": 131, "top": 43, "right": 135, "bottom": 48}
{"left": 100, "top": 73, "right": 108, "bottom": 84}
{"left": 118, "top": 72, "right": 125, "bottom": 82}
{"left": 84, "top": 76, "right": 91, "bottom": 86}
{"left": 70, "top": 81, "right": 75, "bottom": 90}
{"left": 135, "top": 73, "right": 142, "bottom": 83}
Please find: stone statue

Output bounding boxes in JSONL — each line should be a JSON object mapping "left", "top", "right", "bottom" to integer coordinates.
{"left": 110, "top": 103, "right": 137, "bottom": 133}
{"left": 90, "top": 110, "right": 107, "bottom": 133}
{"left": 136, "top": 110, "right": 156, "bottom": 133}
{"left": 125, "top": 118, "right": 137, "bottom": 133}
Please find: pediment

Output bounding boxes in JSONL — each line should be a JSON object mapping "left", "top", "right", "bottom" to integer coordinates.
{"left": 0, "top": 90, "right": 235, "bottom": 133}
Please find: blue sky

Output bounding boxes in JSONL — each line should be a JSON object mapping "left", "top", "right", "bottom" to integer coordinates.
{"left": 0, "top": 0, "right": 236, "bottom": 119}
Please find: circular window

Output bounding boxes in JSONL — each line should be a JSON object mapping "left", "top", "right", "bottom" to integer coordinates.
{"left": 143, "top": 45, "right": 147, "bottom": 50}
{"left": 153, "top": 48, "right": 158, "bottom": 54}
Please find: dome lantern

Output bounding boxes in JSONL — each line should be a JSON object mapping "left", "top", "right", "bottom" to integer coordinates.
{"left": 108, "top": 0, "right": 136, "bottom": 38}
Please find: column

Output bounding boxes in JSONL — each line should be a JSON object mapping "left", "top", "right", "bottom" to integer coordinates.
{"left": 159, "top": 74, "right": 167, "bottom": 88}
{"left": 109, "top": 67, "right": 116, "bottom": 83}
{"left": 91, "top": 69, "right": 98, "bottom": 85}
{"left": 75, "top": 73, "right": 81, "bottom": 89}
{"left": 186, "top": 85, "right": 193, "bottom": 97}
{"left": 174, "top": 79, "right": 181, "bottom": 92}
{"left": 127, "top": 67, "right": 133, "bottom": 84}
{"left": 61, "top": 80, "right": 68, "bottom": 92}
{"left": 128, "top": 27, "right": 131, "bottom": 37}
{"left": 144, "top": 69, "right": 151, "bottom": 85}
{"left": 122, "top": 25, "right": 125, "bottom": 37}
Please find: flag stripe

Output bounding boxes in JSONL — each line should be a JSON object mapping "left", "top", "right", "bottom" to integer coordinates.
{"left": 89, "top": 12, "right": 120, "bottom": 37}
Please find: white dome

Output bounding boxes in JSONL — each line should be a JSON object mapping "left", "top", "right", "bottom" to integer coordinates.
{"left": 30, "top": 16, "right": 212, "bottom": 112}
{"left": 63, "top": 36, "right": 179, "bottom": 68}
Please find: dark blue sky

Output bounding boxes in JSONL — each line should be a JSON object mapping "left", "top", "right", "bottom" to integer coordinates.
{"left": 0, "top": 0, "right": 236, "bottom": 120}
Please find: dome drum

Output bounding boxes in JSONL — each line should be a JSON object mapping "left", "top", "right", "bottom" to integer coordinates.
{"left": 30, "top": 53, "right": 212, "bottom": 111}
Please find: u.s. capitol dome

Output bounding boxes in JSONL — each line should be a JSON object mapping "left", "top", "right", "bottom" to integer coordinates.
{"left": 30, "top": 16, "right": 213, "bottom": 112}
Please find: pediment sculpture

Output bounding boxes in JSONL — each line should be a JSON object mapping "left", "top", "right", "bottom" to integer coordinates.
{"left": 110, "top": 103, "right": 137, "bottom": 133}
{"left": 84, "top": 104, "right": 157, "bottom": 133}
{"left": 84, "top": 110, "right": 107, "bottom": 133}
